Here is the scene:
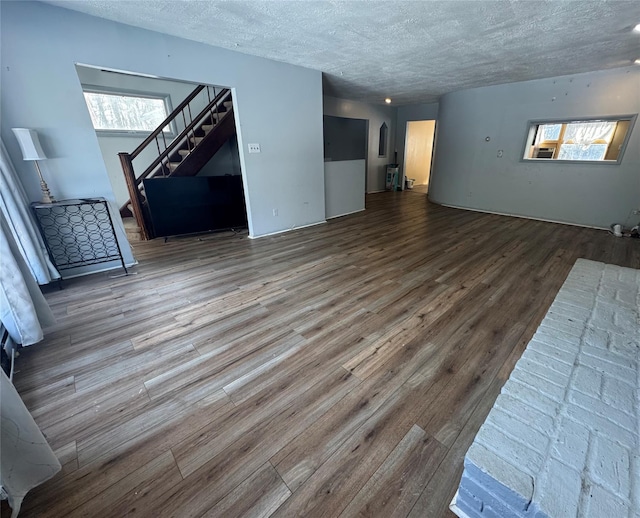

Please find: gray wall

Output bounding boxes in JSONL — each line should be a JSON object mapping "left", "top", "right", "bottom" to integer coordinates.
{"left": 395, "top": 102, "right": 439, "bottom": 187}
{"left": 325, "top": 160, "right": 366, "bottom": 219}
{"left": 1, "top": 1, "right": 325, "bottom": 252}
{"left": 429, "top": 67, "right": 640, "bottom": 229}
{"left": 323, "top": 96, "right": 396, "bottom": 193}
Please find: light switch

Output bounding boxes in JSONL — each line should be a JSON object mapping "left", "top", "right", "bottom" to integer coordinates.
{"left": 248, "top": 143, "right": 261, "bottom": 153}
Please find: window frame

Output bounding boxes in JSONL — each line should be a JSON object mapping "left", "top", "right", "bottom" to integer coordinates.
{"left": 82, "top": 85, "right": 176, "bottom": 137}
{"left": 521, "top": 114, "right": 636, "bottom": 165}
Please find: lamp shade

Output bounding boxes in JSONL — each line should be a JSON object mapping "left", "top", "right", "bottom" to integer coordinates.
{"left": 12, "top": 128, "right": 47, "bottom": 161}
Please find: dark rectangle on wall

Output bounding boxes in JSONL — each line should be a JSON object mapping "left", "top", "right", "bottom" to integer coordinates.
{"left": 323, "top": 115, "right": 367, "bottom": 161}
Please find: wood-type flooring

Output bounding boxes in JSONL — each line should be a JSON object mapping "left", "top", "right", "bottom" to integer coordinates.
{"left": 10, "top": 191, "right": 640, "bottom": 517}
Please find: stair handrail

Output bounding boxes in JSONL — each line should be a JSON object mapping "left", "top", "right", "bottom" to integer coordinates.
{"left": 129, "top": 84, "right": 205, "bottom": 160}
{"left": 131, "top": 88, "right": 232, "bottom": 187}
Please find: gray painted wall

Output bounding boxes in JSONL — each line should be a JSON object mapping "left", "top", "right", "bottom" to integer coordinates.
{"left": 325, "top": 160, "right": 366, "bottom": 219}
{"left": 429, "top": 67, "right": 640, "bottom": 229}
{"left": 395, "top": 102, "right": 439, "bottom": 188}
{"left": 1, "top": 1, "right": 325, "bottom": 253}
{"left": 323, "top": 96, "right": 396, "bottom": 193}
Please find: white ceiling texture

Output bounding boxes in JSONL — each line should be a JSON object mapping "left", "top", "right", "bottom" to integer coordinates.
{"left": 46, "top": 0, "right": 640, "bottom": 105}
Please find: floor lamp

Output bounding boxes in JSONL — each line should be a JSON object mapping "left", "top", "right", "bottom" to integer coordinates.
{"left": 12, "top": 128, "right": 55, "bottom": 204}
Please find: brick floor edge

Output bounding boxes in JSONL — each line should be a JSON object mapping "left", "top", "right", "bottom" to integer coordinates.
{"left": 450, "top": 258, "right": 640, "bottom": 518}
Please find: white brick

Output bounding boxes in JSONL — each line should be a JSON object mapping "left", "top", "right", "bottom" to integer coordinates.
{"left": 580, "top": 350, "right": 636, "bottom": 385}
{"left": 544, "top": 311, "right": 588, "bottom": 330}
{"left": 614, "top": 287, "right": 638, "bottom": 306}
{"left": 554, "top": 291, "right": 595, "bottom": 310}
{"left": 586, "top": 484, "right": 631, "bottom": 518}
{"left": 613, "top": 308, "right": 638, "bottom": 330}
{"left": 537, "top": 458, "right": 582, "bottom": 518}
{"left": 531, "top": 331, "right": 579, "bottom": 355}
{"left": 568, "top": 392, "right": 636, "bottom": 433}
{"left": 548, "top": 300, "right": 591, "bottom": 321}
{"left": 583, "top": 325, "right": 611, "bottom": 350}
{"left": 458, "top": 485, "right": 483, "bottom": 514}
{"left": 608, "top": 333, "right": 640, "bottom": 360}
{"left": 494, "top": 394, "right": 555, "bottom": 435}
{"left": 589, "top": 435, "right": 631, "bottom": 498}
{"left": 480, "top": 504, "right": 502, "bottom": 518}
{"left": 485, "top": 408, "right": 550, "bottom": 453}
{"left": 452, "top": 260, "right": 639, "bottom": 518}
{"left": 505, "top": 380, "right": 560, "bottom": 417}
{"left": 526, "top": 339, "right": 576, "bottom": 366}
{"left": 572, "top": 365, "right": 602, "bottom": 398}
{"left": 476, "top": 423, "right": 544, "bottom": 475}
{"left": 602, "top": 376, "right": 636, "bottom": 416}
{"left": 509, "top": 368, "right": 566, "bottom": 401}
{"left": 565, "top": 403, "right": 636, "bottom": 448}
{"left": 537, "top": 324, "right": 584, "bottom": 346}
{"left": 550, "top": 417, "right": 590, "bottom": 471}
{"left": 514, "top": 357, "right": 571, "bottom": 386}
{"left": 465, "top": 444, "right": 534, "bottom": 511}
{"left": 519, "top": 350, "right": 574, "bottom": 377}
{"left": 540, "top": 318, "right": 585, "bottom": 338}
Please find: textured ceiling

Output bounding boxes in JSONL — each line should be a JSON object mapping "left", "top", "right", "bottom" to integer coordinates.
{"left": 45, "top": 0, "right": 640, "bottom": 105}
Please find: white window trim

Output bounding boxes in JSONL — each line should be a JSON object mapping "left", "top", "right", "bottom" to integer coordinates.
{"left": 82, "top": 85, "right": 176, "bottom": 137}
{"left": 521, "top": 114, "right": 637, "bottom": 165}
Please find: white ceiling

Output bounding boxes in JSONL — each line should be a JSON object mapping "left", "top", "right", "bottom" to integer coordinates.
{"left": 45, "top": 0, "right": 640, "bottom": 105}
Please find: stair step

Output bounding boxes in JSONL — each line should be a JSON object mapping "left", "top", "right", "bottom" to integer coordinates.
{"left": 167, "top": 162, "right": 181, "bottom": 172}
{"left": 202, "top": 124, "right": 214, "bottom": 132}
{"left": 178, "top": 149, "right": 191, "bottom": 157}
{"left": 224, "top": 100, "right": 233, "bottom": 109}
{"left": 190, "top": 136, "right": 205, "bottom": 145}
{"left": 123, "top": 217, "right": 143, "bottom": 242}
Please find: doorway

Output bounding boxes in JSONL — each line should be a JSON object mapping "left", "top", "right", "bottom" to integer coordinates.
{"left": 404, "top": 120, "right": 436, "bottom": 193}
{"left": 75, "top": 64, "right": 246, "bottom": 241}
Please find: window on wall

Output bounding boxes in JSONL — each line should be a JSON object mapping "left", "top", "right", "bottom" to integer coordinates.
{"left": 379, "top": 122, "right": 388, "bottom": 157}
{"left": 523, "top": 116, "right": 635, "bottom": 163}
{"left": 83, "top": 90, "right": 172, "bottom": 134}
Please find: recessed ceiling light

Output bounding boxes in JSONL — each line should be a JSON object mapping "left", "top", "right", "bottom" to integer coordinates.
{"left": 385, "top": 98, "right": 392, "bottom": 104}
{"left": 635, "top": 58, "right": 640, "bottom": 65}
{"left": 634, "top": 23, "right": 640, "bottom": 32}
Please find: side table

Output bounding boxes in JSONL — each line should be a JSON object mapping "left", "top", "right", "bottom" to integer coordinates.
{"left": 31, "top": 198, "right": 128, "bottom": 281}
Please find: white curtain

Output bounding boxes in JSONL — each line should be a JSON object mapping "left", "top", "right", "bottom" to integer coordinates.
{"left": 564, "top": 121, "right": 616, "bottom": 147}
{"left": 0, "top": 140, "right": 59, "bottom": 285}
{"left": 1, "top": 368, "right": 61, "bottom": 518}
{"left": 0, "top": 139, "right": 57, "bottom": 346}
{"left": 0, "top": 218, "right": 55, "bottom": 346}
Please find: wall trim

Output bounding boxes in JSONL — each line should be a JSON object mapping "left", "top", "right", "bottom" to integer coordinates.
{"left": 248, "top": 220, "right": 327, "bottom": 239}
{"left": 434, "top": 200, "right": 609, "bottom": 231}
{"left": 327, "top": 208, "right": 366, "bottom": 220}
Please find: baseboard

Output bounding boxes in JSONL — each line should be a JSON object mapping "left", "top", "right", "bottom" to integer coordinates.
{"left": 248, "top": 220, "right": 327, "bottom": 239}
{"left": 435, "top": 201, "right": 608, "bottom": 231}
{"left": 326, "top": 208, "right": 365, "bottom": 220}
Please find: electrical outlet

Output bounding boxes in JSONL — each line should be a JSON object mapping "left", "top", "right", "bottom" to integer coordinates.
{"left": 248, "top": 143, "right": 261, "bottom": 153}
{"left": 497, "top": 150, "right": 504, "bottom": 158}
{"left": 272, "top": 208, "right": 278, "bottom": 217}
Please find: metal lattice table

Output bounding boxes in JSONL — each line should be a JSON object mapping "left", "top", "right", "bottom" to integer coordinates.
{"left": 31, "top": 198, "right": 128, "bottom": 279}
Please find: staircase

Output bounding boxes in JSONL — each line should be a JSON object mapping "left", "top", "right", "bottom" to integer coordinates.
{"left": 118, "top": 85, "right": 236, "bottom": 240}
